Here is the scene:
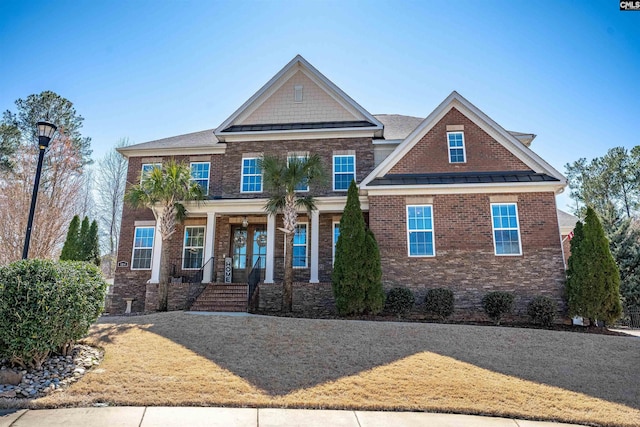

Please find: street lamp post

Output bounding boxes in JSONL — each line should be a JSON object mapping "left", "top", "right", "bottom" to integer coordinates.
{"left": 22, "top": 121, "right": 57, "bottom": 259}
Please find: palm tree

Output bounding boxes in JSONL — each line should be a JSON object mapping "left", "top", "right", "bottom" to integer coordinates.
{"left": 259, "top": 154, "right": 326, "bottom": 312}
{"left": 125, "top": 160, "right": 204, "bottom": 311}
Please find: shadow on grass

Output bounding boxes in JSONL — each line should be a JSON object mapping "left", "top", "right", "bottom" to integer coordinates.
{"left": 99, "top": 312, "right": 640, "bottom": 409}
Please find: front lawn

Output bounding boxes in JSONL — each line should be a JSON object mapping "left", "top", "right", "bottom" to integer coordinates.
{"left": 30, "top": 312, "right": 640, "bottom": 426}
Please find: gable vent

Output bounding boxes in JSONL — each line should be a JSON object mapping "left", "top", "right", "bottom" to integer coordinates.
{"left": 294, "top": 85, "right": 303, "bottom": 103}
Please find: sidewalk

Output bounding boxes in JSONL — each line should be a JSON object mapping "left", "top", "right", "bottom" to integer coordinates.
{"left": 0, "top": 407, "right": 589, "bottom": 427}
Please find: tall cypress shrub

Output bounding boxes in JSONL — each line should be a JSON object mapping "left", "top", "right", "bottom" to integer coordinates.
{"left": 60, "top": 215, "right": 81, "bottom": 261}
{"left": 566, "top": 207, "right": 622, "bottom": 324}
{"left": 332, "top": 180, "right": 384, "bottom": 315}
{"left": 88, "top": 220, "right": 101, "bottom": 266}
{"left": 79, "top": 216, "right": 91, "bottom": 261}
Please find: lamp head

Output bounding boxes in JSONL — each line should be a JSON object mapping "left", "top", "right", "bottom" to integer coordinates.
{"left": 36, "top": 121, "right": 57, "bottom": 149}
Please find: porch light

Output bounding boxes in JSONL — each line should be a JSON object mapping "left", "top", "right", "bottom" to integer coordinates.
{"left": 242, "top": 216, "right": 249, "bottom": 228}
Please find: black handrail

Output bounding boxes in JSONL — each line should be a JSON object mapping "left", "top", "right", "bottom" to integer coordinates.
{"left": 185, "top": 257, "right": 214, "bottom": 309}
{"left": 247, "top": 256, "right": 262, "bottom": 304}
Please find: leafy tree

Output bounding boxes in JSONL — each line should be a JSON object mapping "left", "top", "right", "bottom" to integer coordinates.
{"left": 603, "top": 212, "right": 640, "bottom": 310}
{"left": 332, "top": 180, "right": 385, "bottom": 315}
{"left": 259, "top": 154, "right": 326, "bottom": 312}
{"left": 125, "top": 160, "right": 204, "bottom": 311}
{"left": 566, "top": 207, "right": 622, "bottom": 325}
{"left": 0, "top": 122, "right": 20, "bottom": 173}
{"left": 60, "top": 215, "right": 81, "bottom": 261}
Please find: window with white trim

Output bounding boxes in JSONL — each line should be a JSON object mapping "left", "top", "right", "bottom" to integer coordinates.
{"left": 288, "top": 155, "right": 309, "bottom": 192}
{"left": 332, "top": 221, "right": 340, "bottom": 265}
{"left": 447, "top": 132, "right": 466, "bottom": 163}
{"left": 241, "top": 158, "right": 262, "bottom": 193}
{"left": 491, "top": 203, "right": 522, "bottom": 255}
{"left": 140, "top": 163, "right": 161, "bottom": 184}
{"left": 407, "top": 205, "right": 435, "bottom": 257}
{"left": 190, "top": 162, "right": 210, "bottom": 195}
{"left": 132, "top": 227, "right": 154, "bottom": 269}
{"left": 286, "top": 223, "right": 308, "bottom": 268}
{"left": 333, "top": 154, "right": 355, "bottom": 191}
{"left": 182, "top": 226, "right": 205, "bottom": 269}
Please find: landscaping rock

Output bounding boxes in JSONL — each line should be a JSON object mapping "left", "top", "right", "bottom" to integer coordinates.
{"left": 0, "top": 369, "right": 22, "bottom": 385}
{"left": 0, "top": 344, "right": 102, "bottom": 400}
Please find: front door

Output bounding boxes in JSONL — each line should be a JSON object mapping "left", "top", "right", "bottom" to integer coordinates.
{"left": 231, "top": 225, "right": 267, "bottom": 283}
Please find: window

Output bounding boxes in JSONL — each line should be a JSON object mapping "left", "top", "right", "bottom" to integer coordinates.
{"left": 285, "top": 223, "right": 308, "bottom": 268}
{"left": 407, "top": 205, "right": 435, "bottom": 257}
{"left": 332, "top": 221, "right": 340, "bottom": 265}
{"left": 132, "top": 227, "right": 154, "bottom": 269}
{"left": 491, "top": 203, "right": 522, "bottom": 255}
{"left": 294, "top": 85, "right": 303, "bottom": 103}
{"left": 182, "top": 226, "right": 205, "bottom": 269}
{"left": 333, "top": 155, "right": 355, "bottom": 191}
{"left": 447, "top": 132, "right": 466, "bottom": 163}
{"left": 190, "top": 162, "right": 210, "bottom": 195}
{"left": 288, "top": 155, "right": 309, "bottom": 192}
{"left": 140, "top": 163, "right": 161, "bottom": 183}
{"left": 241, "top": 158, "right": 262, "bottom": 193}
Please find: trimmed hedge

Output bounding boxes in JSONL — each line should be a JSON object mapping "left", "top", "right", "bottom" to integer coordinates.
{"left": 424, "top": 288, "right": 454, "bottom": 319}
{"left": 482, "top": 291, "right": 514, "bottom": 325}
{"left": 385, "top": 287, "right": 415, "bottom": 318}
{"left": 527, "top": 296, "right": 557, "bottom": 327}
{"left": 0, "top": 260, "right": 107, "bottom": 369}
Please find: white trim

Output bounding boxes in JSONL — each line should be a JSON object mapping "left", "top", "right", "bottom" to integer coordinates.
{"left": 214, "top": 55, "right": 383, "bottom": 140}
{"left": 182, "top": 226, "right": 206, "bottom": 270}
{"left": 406, "top": 205, "right": 436, "bottom": 257}
{"left": 190, "top": 161, "right": 210, "bottom": 196}
{"left": 203, "top": 213, "right": 216, "bottom": 283}
{"left": 333, "top": 154, "right": 356, "bottom": 191}
{"left": 490, "top": 202, "right": 523, "bottom": 256}
{"left": 240, "top": 157, "right": 263, "bottom": 193}
{"left": 361, "top": 91, "right": 567, "bottom": 188}
{"left": 447, "top": 131, "right": 466, "bottom": 164}
{"left": 131, "top": 226, "right": 155, "bottom": 271}
{"left": 364, "top": 182, "right": 565, "bottom": 196}
{"left": 181, "top": 195, "right": 369, "bottom": 214}
{"left": 310, "top": 211, "right": 319, "bottom": 283}
{"left": 118, "top": 145, "right": 226, "bottom": 158}
{"left": 140, "top": 163, "right": 161, "bottom": 184}
{"left": 220, "top": 128, "right": 379, "bottom": 143}
{"left": 150, "top": 222, "right": 162, "bottom": 283}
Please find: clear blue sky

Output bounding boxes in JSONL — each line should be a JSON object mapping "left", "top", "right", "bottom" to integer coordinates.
{"left": 1, "top": 0, "right": 639, "bottom": 210}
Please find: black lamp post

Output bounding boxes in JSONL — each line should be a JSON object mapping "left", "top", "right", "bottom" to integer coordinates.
{"left": 22, "top": 121, "right": 57, "bottom": 259}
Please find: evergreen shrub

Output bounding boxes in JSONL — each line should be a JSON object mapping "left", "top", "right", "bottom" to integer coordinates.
{"left": 424, "top": 288, "right": 454, "bottom": 319}
{"left": 527, "top": 296, "right": 557, "bottom": 327}
{"left": 0, "top": 260, "right": 107, "bottom": 369}
{"left": 385, "top": 287, "right": 415, "bottom": 318}
{"left": 482, "top": 291, "right": 514, "bottom": 325}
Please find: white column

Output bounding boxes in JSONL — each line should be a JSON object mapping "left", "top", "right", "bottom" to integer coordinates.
{"left": 310, "top": 209, "right": 320, "bottom": 283}
{"left": 203, "top": 212, "right": 216, "bottom": 283}
{"left": 265, "top": 213, "right": 276, "bottom": 283}
{"left": 149, "top": 220, "right": 162, "bottom": 283}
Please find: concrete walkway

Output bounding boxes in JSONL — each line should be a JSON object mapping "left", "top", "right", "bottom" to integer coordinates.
{"left": 0, "top": 407, "right": 589, "bottom": 427}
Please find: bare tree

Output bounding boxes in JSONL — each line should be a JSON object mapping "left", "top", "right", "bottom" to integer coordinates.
{"left": 94, "top": 138, "right": 129, "bottom": 276}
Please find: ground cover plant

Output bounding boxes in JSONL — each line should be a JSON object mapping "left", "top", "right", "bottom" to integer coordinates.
{"left": 20, "top": 312, "right": 640, "bottom": 427}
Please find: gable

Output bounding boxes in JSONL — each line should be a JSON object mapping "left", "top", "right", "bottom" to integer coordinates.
{"left": 237, "top": 70, "right": 359, "bottom": 125}
{"left": 388, "top": 107, "right": 530, "bottom": 175}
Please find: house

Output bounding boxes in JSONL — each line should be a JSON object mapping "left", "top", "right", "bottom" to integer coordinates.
{"left": 110, "top": 55, "right": 568, "bottom": 320}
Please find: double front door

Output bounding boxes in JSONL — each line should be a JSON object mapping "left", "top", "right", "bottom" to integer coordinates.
{"left": 231, "top": 225, "right": 266, "bottom": 283}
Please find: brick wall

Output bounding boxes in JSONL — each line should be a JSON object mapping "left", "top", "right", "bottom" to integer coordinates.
{"left": 389, "top": 107, "right": 530, "bottom": 174}
{"left": 369, "top": 192, "right": 566, "bottom": 317}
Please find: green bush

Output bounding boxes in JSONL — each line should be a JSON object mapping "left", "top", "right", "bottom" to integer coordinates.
{"left": 527, "top": 296, "right": 557, "bottom": 327}
{"left": 0, "top": 260, "right": 107, "bottom": 369}
{"left": 424, "top": 288, "right": 454, "bottom": 319}
{"left": 482, "top": 291, "right": 514, "bottom": 325}
{"left": 385, "top": 287, "right": 415, "bottom": 318}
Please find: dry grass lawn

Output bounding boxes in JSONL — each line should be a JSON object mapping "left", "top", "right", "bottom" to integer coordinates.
{"left": 29, "top": 312, "right": 640, "bottom": 426}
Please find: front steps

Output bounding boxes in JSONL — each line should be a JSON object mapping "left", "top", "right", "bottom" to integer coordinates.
{"left": 190, "top": 283, "right": 248, "bottom": 312}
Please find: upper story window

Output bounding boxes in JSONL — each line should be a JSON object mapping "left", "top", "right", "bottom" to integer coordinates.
{"left": 132, "top": 226, "right": 154, "bottom": 270}
{"left": 182, "top": 226, "right": 205, "bottom": 269}
{"left": 288, "top": 154, "right": 309, "bottom": 192}
{"left": 407, "top": 205, "right": 435, "bottom": 257}
{"left": 241, "top": 157, "right": 262, "bottom": 193}
{"left": 333, "top": 154, "right": 355, "bottom": 191}
{"left": 190, "top": 162, "right": 210, "bottom": 195}
{"left": 491, "top": 203, "right": 522, "bottom": 256}
{"left": 447, "top": 132, "right": 466, "bottom": 163}
{"left": 140, "top": 163, "right": 161, "bottom": 184}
